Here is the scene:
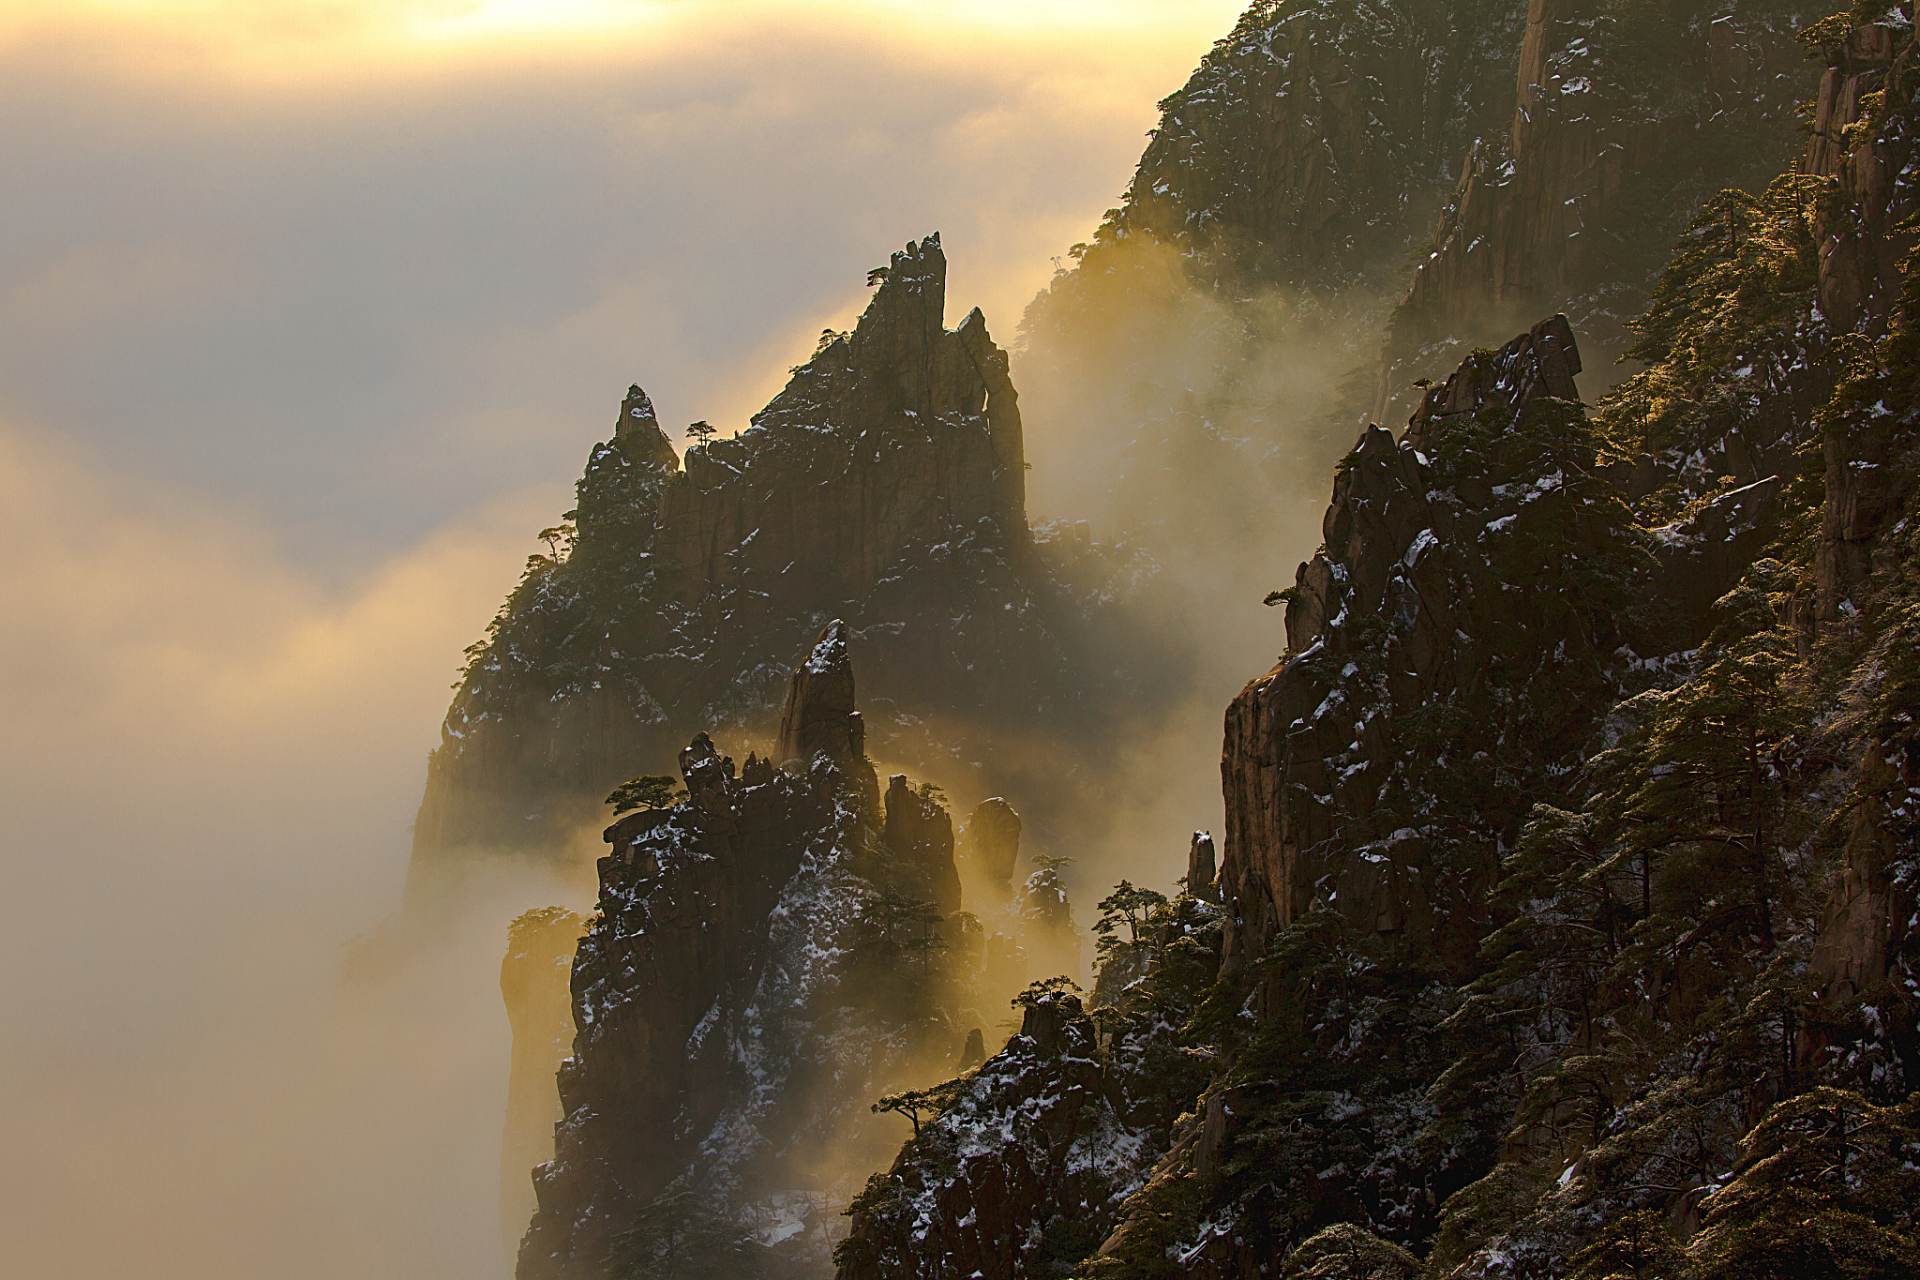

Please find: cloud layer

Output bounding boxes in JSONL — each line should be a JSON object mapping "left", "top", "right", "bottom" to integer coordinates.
{"left": 0, "top": 2, "right": 1242, "bottom": 565}
{"left": 0, "top": 5, "right": 1246, "bottom": 1276}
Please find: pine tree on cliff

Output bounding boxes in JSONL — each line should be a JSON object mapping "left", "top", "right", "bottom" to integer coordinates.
{"left": 605, "top": 773, "right": 686, "bottom": 815}
{"left": 1094, "top": 880, "right": 1169, "bottom": 956}
{"left": 1600, "top": 576, "right": 1797, "bottom": 938}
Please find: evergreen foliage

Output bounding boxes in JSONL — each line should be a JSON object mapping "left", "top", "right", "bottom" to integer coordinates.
{"left": 607, "top": 1183, "right": 767, "bottom": 1280}
{"left": 605, "top": 773, "right": 686, "bottom": 815}
{"left": 1060, "top": 13, "right": 1920, "bottom": 1276}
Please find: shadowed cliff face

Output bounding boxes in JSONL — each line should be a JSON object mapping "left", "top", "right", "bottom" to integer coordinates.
{"left": 837, "top": 10, "right": 1920, "bottom": 1276}
{"left": 1110, "top": 0, "right": 1526, "bottom": 294}
{"left": 515, "top": 622, "right": 1106, "bottom": 1280}
{"left": 1222, "top": 316, "right": 1645, "bottom": 973}
{"left": 519, "top": 626, "right": 951, "bottom": 1280}
{"left": 1017, "top": 0, "right": 1534, "bottom": 708}
{"left": 409, "top": 235, "right": 1158, "bottom": 905}
{"left": 1217, "top": 315, "right": 1785, "bottom": 974}
{"left": 1376, "top": 0, "right": 1814, "bottom": 424}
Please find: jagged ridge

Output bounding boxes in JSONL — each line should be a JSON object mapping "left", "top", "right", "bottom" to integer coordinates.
{"left": 411, "top": 235, "right": 1151, "bottom": 899}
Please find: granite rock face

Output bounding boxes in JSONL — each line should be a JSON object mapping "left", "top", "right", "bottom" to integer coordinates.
{"left": 1378, "top": 0, "right": 1813, "bottom": 423}
{"left": 1222, "top": 317, "right": 1643, "bottom": 971}
{"left": 516, "top": 634, "right": 966, "bottom": 1280}
{"left": 410, "top": 235, "right": 1145, "bottom": 902}
{"left": 777, "top": 621, "right": 865, "bottom": 769}
{"left": 612, "top": 384, "right": 681, "bottom": 471}
{"left": 1800, "top": 8, "right": 1920, "bottom": 1078}
{"left": 1187, "top": 831, "right": 1219, "bottom": 902}
{"left": 1809, "top": 18, "right": 1919, "bottom": 625}
{"left": 958, "top": 798, "right": 1022, "bottom": 897}
{"left": 882, "top": 774, "right": 962, "bottom": 919}
{"left": 1111, "top": 0, "right": 1529, "bottom": 295}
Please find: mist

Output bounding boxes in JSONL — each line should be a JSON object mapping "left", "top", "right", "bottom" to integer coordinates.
{"left": 998, "top": 231, "right": 1412, "bottom": 900}
{"left": 0, "top": 4, "right": 1254, "bottom": 1277}
{"left": 0, "top": 416, "right": 577, "bottom": 1277}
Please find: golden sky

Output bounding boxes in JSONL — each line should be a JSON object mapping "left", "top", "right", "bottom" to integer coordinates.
{"left": 0, "top": 0, "right": 1244, "bottom": 561}
{"left": 0, "top": 1, "right": 1245, "bottom": 84}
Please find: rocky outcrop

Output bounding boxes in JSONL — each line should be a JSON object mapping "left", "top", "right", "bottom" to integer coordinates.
{"left": 958, "top": 798, "right": 1021, "bottom": 897}
{"left": 777, "top": 620, "right": 865, "bottom": 768}
{"left": 1221, "top": 317, "right": 1651, "bottom": 971}
{"left": 1187, "top": 831, "right": 1218, "bottom": 902}
{"left": 612, "top": 383, "right": 681, "bottom": 471}
{"left": 835, "top": 883, "right": 1223, "bottom": 1280}
{"left": 1379, "top": 0, "right": 1814, "bottom": 423}
{"left": 1809, "top": 15, "right": 1919, "bottom": 625}
{"left": 409, "top": 234, "right": 1142, "bottom": 902}
{"left": 882, "top": 775, "right": 961, "bottom": 919}
{"left": 519, "top": 735, "right": 838, "bottom": 1279}
{"left": 517, "top": 635, "right": 965, "bottom": 1280}
{"left": 500, "top": 907, "right": 587, "bottom": 1256}
{"left": 834, "top": 992, "right": 1118, "bottom": 1280}
{"left": 1112, "top": 0, "right": 1528, "bottom": 293}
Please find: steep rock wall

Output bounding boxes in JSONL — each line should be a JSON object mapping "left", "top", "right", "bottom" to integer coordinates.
{"left": 1379, "top": 0, "right": 1815, "bottom": 423}
{"left": 518, "top": 627, "right": 965, "bottom": 1280}
{"left": 1111, "top": 0, "right": 1529, "bottom": 294}
{"left": 1810, "top": 15, "right": 1919, "bottom": 622}
{"left": 410, "top": 235, "right": 1141, "bottom": 901}
{"left": 1221, "top": 318, "right": 1645, "bottom": 972}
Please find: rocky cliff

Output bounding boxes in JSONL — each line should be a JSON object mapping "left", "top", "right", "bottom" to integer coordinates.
{"left": 1378, "top": 0, "right": 1816, "bottom": 424}
{"left": 1222, "top": 315, "right": 1642, "bottom": 974}
{"left": 518, "top": 624, "right": 979, "bottom": 1280}
{"left": 1016, "top": 0, "right": 1534, "bottom": 660}
{"left": 835, "top": 10, "right": 1920, "bottom": 1272}
{"left": 1013, "top": 0, "right": 1823, "bottom": 757}
{"left": 1100, "top": 0, "right": 1529, "bottom": 295}
{"left": 410, "top": 235, "right": 1149, "bottom": 903}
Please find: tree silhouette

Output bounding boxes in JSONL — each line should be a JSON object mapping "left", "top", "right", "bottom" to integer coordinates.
{"left": 606, "top": 774, "right": 687, "bottom": 815}
{"left": 1011, "top": 975, "right": 1081, "bottom": 1009}
{"left": 871, "top": 1079, "right": 962, "bottom": 1137}
{"left": 538, "top": 521, "right": 576, "bottom": 560}
{"left": 1095, "top": 880, "right": 1169, "bottom": 953}
{"left": 853, "top": 885, "right": 944, "bottom": 972}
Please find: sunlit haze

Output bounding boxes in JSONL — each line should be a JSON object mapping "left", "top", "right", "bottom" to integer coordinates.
{"left": 0, "top": 4, "right": 1245, "bottom": 1278}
